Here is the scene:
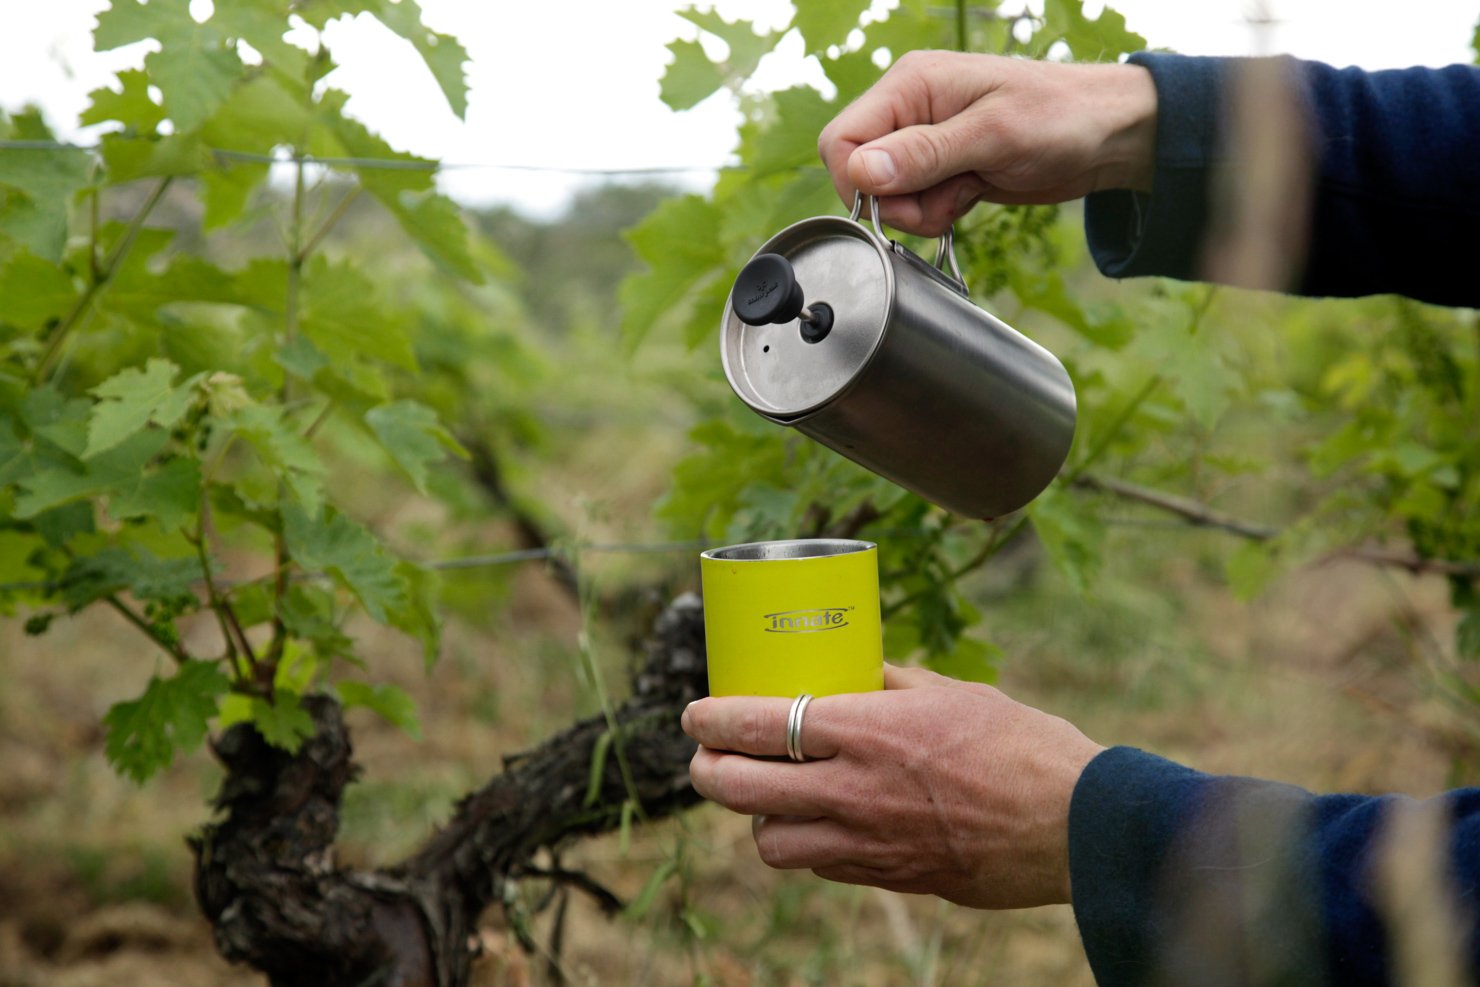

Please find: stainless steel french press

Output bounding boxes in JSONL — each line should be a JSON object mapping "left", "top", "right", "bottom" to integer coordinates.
{"left": 719, "top": 193, "right": 1077, "bottom": 520}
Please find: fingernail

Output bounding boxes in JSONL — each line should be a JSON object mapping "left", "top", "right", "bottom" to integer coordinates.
{"left": 681, "top": 700, "right": 696, "bottom": 734}
{"left": 955, "top": 186, "right": 978, "bottom": 216}
{"left": 857, "top": 148, "right": 897, "bottom": 187}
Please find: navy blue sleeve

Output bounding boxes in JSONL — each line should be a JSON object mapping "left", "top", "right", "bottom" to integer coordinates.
{"left": 1068, "top": 746, "right": 1480, "bottom": 987}
{"left": 1084, "top": 53, "right": 1480, "bottom": 308}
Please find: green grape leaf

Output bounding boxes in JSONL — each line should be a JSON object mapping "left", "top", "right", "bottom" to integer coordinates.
{"left": 365, "top": 0, "right": 470, "bottom": 119}
{"left": 108, "top": 456, "right": 201, "bottom": 533}
{"left": 0, "top": 412, "right": 25, "bottom": 476}
{"left": 273, "top": 641, "right": 319, "bottom": 696}
{"left": 311, "top": 90, "right": 432, "bottom": 194}
{"left": 1009, "top": 267, "right": 1134, "bottom": 350}
{"left": 225, "top": 403, "right": 325, "bottom": 513}
{"left": 201, "top": 74, "right": 312, "bottom": 152}
{"left": 792, "top": 0, "right": 871, "bottom": 53}
{"left": 378, "top": 189, "right": 484, "bottom": 283}
{"left": 656, "top": 414, "right": 789, "bottom": 538}
{"left": 1039, "top": 0, "right": 1146, "bottom": 61}
{"left": 17, "top": 386, "right": 91, "bottom": 460}
{"left": 336, "top": 680, "right": 422, "bottom": 739}
{"left": 749, "top": 87, "right": 837, "bottom": 178}
{"left": 619, "top": 194, "right": 725, "bottom": 353}
{"left": 200, "top": 160, "right": 268, "bottom": 229}
{"left": 922, "top": 637, "right": 1001, "bottom": 685}
{"left": 249, "top": 692, "right": 316, "bottom": 752}
{"left": 660, "top": 39, "right": 727, "bottom": 111}
{"left": 0, "top": 249, "right": 77, "bottom": 329}
{"left": 0, "top": 531, "right": 46, "bottom": 589}
{"left": 297, "top": 0, "right": 467, "bottom": 115}
{"left": 80, "top": 68, "right": 165, "bottom": 134}
{"left": 94, "top": 0, "right": 178, "bottom": 48}
{"left": 311, "top": 93, "right": 481, "bottom": 282}
{"left": 58, "top": 545, "right": 201, "bottom": 611}
{"left": 818, "top": 47, "right": 884, "bottom": 102}
{"left": 279, "top": 583, "right": 357, "bottom": 661}
{"left": 98, "top": 132, "right": 205, "bottom": 184}
{"left": 283, "top": 504, "right": 407, "bottom": 623}
{"left": 84, "top": 358, "right": 202, "bottom": 459}
{"left": 0, "top": 143, "right": 94, "bottom": 262}
{"left": 208, "top": 0, "right": 305, "bottom": 74}
{"left": 300, "top": 255, "right": 418, "bottom": 368}
{"left": 191, "top": 74, "right": 309, "bottom": 225}
{"left": 30, "top": 503, "right": 96, "bottom": 549}
{"left": 1028, "top": 484, "right": 1104, "bottom": 592}
{"left": 97, "top": 0, "right": 246, "bottom": 133}
{"left": 276, "top": 335, "right": 330, "bottom": 381}
{"left": 15, "top": 428, "right": 168, "bottom": 518}
{"left": 365, "top": 399, "right": 466, "bottom": 493}
{"left": 677, "top": 9, "right": 779, "bottom": 80}
{"left": 103, "top": 659, "right": 229, "bottom": 784}
{"left": 389, "top": 561, "right": 440, "bottom": 668}
{"left": 1135, "top": 296, "right": 1238, "bottom": 431}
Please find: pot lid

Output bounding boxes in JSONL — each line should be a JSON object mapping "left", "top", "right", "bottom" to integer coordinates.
{"left": 720, "top": 216, "right": 893, "bottom": 418}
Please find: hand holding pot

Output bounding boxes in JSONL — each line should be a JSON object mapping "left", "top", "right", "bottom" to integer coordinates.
{"left": 818, "top": 51, "right": 1159, "bottom": 236}
{"left": 682, "top": 664, "right": 1105, "bottom": 909}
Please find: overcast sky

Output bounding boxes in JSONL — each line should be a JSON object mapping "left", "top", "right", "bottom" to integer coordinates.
{"left": 3, "top": 0, "right": 1476, "bottom": 215}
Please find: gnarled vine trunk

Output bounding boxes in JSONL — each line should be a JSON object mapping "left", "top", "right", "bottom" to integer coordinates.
{"left": 192, "top": 594, "right": 707, "bottom": 987}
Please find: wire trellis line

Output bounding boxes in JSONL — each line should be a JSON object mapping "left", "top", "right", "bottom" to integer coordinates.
{"left": 425, "top": 540, "right": 710, "bottom": 571}
{"left": 0, "top": 139, "right": 783, "bottom": 177}
{"left": 0, "top": 538, "right": 715, "bottom": 596}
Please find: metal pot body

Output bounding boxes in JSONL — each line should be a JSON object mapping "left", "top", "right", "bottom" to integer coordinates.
{"left": 720, "top": 202, "right": 1076, "bottom": 520}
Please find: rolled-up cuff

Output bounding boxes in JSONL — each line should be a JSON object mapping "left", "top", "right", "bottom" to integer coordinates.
{"left": 1085, "top": 52, "right": 1237, "bottom": 281}
{"left": 1067, "top": 746, "right": 1211, "bottom": 986}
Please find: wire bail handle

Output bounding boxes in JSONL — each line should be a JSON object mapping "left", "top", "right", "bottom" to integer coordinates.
{"left": 849, "top": 190, "right": 966, "bottom": 291}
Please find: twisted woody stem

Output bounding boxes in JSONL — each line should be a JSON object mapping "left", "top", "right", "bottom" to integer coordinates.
{"left": 192, "top": 595, "right": 707, "bottom": 987}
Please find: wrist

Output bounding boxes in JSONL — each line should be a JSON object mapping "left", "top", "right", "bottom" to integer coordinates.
{"left": 1052, "top": 737, "right": 1109, "bottom": 904}
{"left": 1092, "top": 63, "right": 1158, "bottom": 194}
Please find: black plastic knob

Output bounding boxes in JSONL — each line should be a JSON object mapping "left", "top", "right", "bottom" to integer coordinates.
{"left": 732, "top": 253, "right": 807, "bottom": 326}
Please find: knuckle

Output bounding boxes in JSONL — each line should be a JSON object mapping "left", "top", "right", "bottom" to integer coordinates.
{"left": 754, "top": 828, "right": 788, "bottom": 868}
{"left": 737, "top": 708, "right": 773, "bottom": 753}
{"left": 909, "top": 128, "right": 951, "bottom": 178}
{"left": 893, "top": 49, "right": 936, "bottom": 74}
{"left": 714, "top": 760, "right": 761, "bottom": 814}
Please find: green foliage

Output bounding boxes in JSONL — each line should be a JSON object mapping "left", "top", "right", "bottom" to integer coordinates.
{"left": 85, "top": 358, "right": 203, "bottom": 458}
{"left": 0, "top": 0, "right": 485, "bottom": 783}
{"left": 337, "top": 680, "right": 423, "bottom": 740}
{"left": 103, "top": 660, "right": 230, "bottom": 783}
{"left": 1032, "top": 0, "right": 1146, "bottom": 61}
{"left": 0, "top": 113, "right": 94, "bottom": 260}
{"left": 366, "top": 399, "right": 468, "bottom": 494}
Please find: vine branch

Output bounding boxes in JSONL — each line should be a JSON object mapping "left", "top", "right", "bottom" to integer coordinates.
{"left": 34, "top": 176, "right": 174, "bottom": 383}
{"left": 105, "top": 595, "right": 190, "bottom": 665}
{"left": 1072, "top": 473, "right": 1480, "bottom": 578}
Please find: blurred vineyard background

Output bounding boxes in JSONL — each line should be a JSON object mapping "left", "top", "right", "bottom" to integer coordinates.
{"left": 2, "top": 0, "right": 1478, "bottom": 985}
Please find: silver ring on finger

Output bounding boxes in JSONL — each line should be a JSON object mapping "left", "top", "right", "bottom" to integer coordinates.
{"left": 785, "top": 693, "right": 814, "bottom": 763}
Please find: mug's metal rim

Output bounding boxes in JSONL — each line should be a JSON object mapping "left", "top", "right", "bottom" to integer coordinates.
{"left": 700, "top": 538, "right": 878, "bottom": 562}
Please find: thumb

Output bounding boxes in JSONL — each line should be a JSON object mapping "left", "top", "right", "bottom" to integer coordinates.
{"left": 847, "top": 117, "right": 982, "bottom": 197}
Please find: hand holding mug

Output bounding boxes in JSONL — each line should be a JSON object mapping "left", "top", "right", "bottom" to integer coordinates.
{"left": 682, "top": 664, "right": 1106, "bottom": 909}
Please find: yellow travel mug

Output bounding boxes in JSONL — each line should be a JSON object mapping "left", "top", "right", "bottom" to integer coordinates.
{"left": 699, "top": 539, "right": 884, "bottom": 697}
